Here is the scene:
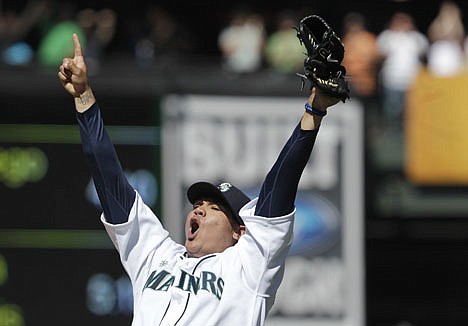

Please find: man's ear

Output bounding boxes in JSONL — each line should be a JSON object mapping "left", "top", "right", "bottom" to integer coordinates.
{"left": 233, "top": 225, "right": 246, "bottom": 241}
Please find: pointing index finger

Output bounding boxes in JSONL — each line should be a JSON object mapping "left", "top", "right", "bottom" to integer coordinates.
{"left": 72, "top": 33, "right": 83, "bottom": 57}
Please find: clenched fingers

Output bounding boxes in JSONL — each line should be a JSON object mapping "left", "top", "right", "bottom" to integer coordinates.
{"left": 59, "top": 62, "right": 72, "bottom": 78}
{"left": 58, "top": 70, "right": 69, "bottom": 83}
{"left": 63, "top": 59, "right": 82, "bottom": 75}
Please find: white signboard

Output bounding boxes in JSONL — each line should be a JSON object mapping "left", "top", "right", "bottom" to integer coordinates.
{"left": 162, "top": 95, "right": 364, "bottom": 326}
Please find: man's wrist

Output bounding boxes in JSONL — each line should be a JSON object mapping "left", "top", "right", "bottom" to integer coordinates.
{"left": 305, "top": 102, "right": 327, "bottom": 116}
{"left": 74, "top": 88, "right": 96, "bottom": 113}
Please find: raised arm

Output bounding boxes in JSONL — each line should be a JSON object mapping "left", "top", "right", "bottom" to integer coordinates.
{"left": 255, "top": 88, "right": 340, "bottom": 217}
{"left": 58, "top": 34, "right": 135, "bottom": 224}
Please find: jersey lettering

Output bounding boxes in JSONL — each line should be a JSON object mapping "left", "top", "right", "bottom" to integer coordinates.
{"left": 156, "top": 276, "right": 175, "bottom": 292}
{"left": 201, "top": 272, "right": 217, "bottom": 294}
{"left": 143, "top": 269, "right": 224, "bottom": 300}
{"left": 144, "top": 270, "right": 170, "bottom": 290}
{"left": 186, "top": 272, "right": 200, "bottom": 295}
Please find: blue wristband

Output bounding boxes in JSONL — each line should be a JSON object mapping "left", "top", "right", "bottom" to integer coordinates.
{"left": 305, "top": 102, "right": 327, "bottom": 116}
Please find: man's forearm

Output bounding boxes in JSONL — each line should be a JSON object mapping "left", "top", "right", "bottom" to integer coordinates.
{"left": 77, "top": 102, "right": 135, "bottom": 224}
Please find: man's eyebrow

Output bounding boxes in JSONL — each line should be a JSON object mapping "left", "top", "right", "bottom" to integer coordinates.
{"left": 193, "top": 199, "right": 227, "bottom": 210}
{"left": 193, "top": 198, "right": 218, "bottom": 206}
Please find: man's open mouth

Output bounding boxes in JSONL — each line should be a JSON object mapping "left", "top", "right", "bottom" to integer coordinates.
{"left": 191, "top": 220, "right": 199, "bottom": 233}
{"left": 188, "top": 219, "right": 199, "bottom": 240}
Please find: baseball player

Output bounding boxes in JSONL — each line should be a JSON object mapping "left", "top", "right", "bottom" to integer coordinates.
{"left": 58, "top": 30, "right": 344, "bottom": 325}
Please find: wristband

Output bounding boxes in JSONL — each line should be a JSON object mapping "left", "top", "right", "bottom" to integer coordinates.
{"left": 305, "top": 102, "right": 327, "bottom": 116}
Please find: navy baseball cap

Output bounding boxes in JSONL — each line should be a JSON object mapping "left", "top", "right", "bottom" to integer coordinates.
{"left": 187, "top": 182, "right": 251, "bottom": 225}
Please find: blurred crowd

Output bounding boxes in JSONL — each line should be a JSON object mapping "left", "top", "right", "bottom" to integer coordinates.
{"left": 2, "top": 1, "right": 468, "bottom": 133}
{"left": 2, "top": 1, "right": 468, "bottom": 77}
{"left": 0, "top": 1, "right": 117, "bottom": 74}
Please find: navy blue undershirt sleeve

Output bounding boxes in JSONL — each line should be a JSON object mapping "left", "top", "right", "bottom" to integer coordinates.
{"left": 77, "top": 102, "right": 135, "bottom": 224}
{"left": 255, "top": 121, "right": 318, "bottom": 217}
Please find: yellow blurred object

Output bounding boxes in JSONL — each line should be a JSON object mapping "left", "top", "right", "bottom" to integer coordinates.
{"left": 406, "top": 68, "right": 468, "bottom": 184}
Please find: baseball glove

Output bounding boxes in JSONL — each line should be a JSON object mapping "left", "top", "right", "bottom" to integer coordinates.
{"left": 295, "top": 15, "right": 350, "bottom": 102}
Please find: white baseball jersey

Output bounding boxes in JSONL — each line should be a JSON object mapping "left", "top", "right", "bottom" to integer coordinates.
{"left": 102, "top": 191, "right": 295, "bottom": 326}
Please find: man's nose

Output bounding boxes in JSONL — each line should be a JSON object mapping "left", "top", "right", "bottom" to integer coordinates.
{"left": 194, "top": 205, "right": 206, "bottom": 216}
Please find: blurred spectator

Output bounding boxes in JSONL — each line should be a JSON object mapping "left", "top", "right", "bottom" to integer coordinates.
{"left": 376, "top": 12, "right": 428, "bottom": 134}
{"left": 0, "top": 0, "right": 51, "bottom": 66}
{"left": 76, "top": 8, "right": 117, "bottom": 74}
{"left": 341, "top": 12, "right": 382, "bottom": 142}
{"left": 132, "top": 5, "right": 194, "bottom": 67}
{"left": 218, "top": 7, "right": 265, "bottom": 74}
{"left": 426, "top": 1, "right": 465, "bottom": 76}
{"left": 341, "top": 12, "right": 379, "bottom": 98}
{"left": 36, "top": 2, "right": 85, "bottom": 69}
{"left": 264, "top": 10, "right": 304, "bottom": 74}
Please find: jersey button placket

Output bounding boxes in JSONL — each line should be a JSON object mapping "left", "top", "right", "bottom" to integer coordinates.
{"left": 162, "top": 267, "right": 190, "bottom": 325}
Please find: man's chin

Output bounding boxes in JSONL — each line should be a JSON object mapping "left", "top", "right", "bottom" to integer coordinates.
{"left": 187, "top": 251, "right": 203, "bottom": 258}
{"left": 185, "top": 242, "right": 200, "bottom": 258}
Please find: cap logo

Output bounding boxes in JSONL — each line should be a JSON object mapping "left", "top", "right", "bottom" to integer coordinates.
{"left": 217, "top": 182, "right": 232, "bottom": 192}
